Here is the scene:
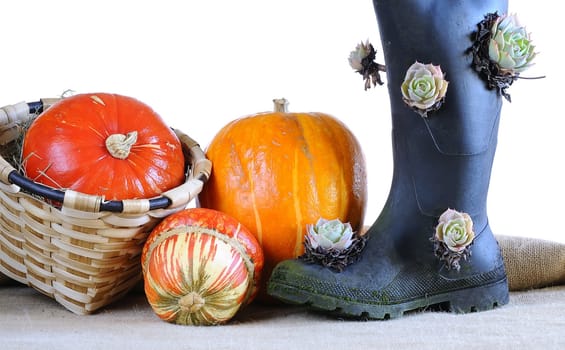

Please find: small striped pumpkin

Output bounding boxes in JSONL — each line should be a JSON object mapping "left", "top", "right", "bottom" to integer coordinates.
{"left": 197, "top": 99, "right": 367, "bottom": 298}
{"left": 141, "top": 208, "right": 264, "bottom": 326}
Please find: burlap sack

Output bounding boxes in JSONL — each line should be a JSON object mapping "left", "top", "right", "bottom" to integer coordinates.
{"left": 497, "top": 235, "right": 565, "bottom": 291}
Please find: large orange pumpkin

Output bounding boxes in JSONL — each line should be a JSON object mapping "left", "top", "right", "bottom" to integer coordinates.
{"left": 198, "top": 99, "right": 367, "bottom": 291}
{"left": 22, "top": 93, "right": 185, "bottom": 200}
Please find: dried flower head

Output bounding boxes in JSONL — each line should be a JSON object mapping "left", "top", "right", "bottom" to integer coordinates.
{"left": 300, "top": 218, "right": 367, "bottom": 272}
{"left": 401, "top": 61, "right": 449, "bottom": 118}
{"left": 348, "top": 40, "right": 386, "bottom": 90}
{"left": 348, "top": 40, "right": 372, "bottom": 71}
{"left": 431, "top": 208, "right": 475, "bottom": 271}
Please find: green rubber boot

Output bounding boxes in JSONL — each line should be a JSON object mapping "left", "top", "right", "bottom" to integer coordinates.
{"left": 267, "top": 0, "right": 510, "bottom": 319}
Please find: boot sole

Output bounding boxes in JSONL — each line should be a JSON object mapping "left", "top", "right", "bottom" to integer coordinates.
{"left": 268, "top": 277, "right": 509, "bottom": 320}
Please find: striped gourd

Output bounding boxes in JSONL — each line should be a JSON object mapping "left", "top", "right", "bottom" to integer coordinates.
{"left": 142, "top": 208, "right": 263, "bottom": 326}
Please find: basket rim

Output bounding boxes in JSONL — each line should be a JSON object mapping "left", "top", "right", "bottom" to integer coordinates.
{"left": 1, "top": 99, "right": 211, "bottom": 213}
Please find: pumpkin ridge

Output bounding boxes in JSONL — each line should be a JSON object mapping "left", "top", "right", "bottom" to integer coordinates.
{"left": 248, "top": 158, "right": 263, "bottom": 245}
{"left": 321, "top": 115, "right": 346, "bottom": 216}
{"left": 287, "top": 113, "right": 312, "bottom": 257}
{"left": 295, "top": 114, "right": 326, "bottom": 245}
{"left": 243, "top": 125, "right": 263, "bottom": 245}
{"left": 292, "top": 147, "right": 304, "bottom": 257}
{"left": 124, "top": 151, "right": 178, "bottom": 197}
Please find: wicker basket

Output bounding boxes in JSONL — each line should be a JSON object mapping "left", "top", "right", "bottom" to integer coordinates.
{"left": 0, "top": 98, "right": 211, "bottom": 314}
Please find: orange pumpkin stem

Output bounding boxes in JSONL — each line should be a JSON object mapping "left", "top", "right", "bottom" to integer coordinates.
{"left": 273, "top": 98, "right": 289, "bottom": 113}
{"left": 178, "top": 291, "right": 205, "bottom": 313}
{"left": 105, "top": 131, "right": 138, "bottom": 160}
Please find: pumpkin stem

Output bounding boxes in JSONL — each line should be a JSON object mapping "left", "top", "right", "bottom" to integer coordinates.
{"left": 178, "top": 291, "right": 205, "bottom": 313}
{"left": 273, "top": 98, "right": 289, "bottom": 113}
{"left": 105, "top": 131, "right": 138, "bottom": 160}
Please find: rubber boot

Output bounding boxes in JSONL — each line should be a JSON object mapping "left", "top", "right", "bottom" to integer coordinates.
{"left": 267, "top": 0, "right": 510, "bottom": 319}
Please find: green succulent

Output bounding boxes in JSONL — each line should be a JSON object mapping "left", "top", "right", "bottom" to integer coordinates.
{"left": 488, "top": 13, "right": 536, "bottom": 74}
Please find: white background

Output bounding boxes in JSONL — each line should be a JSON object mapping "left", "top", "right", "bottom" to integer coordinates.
{"left": 1, "top": 1, "right": 562, "bottom": 243}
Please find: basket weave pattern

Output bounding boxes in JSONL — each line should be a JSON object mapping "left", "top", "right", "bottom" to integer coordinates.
{"left": 0, "top": 98, "right": 211, "bottom": 314}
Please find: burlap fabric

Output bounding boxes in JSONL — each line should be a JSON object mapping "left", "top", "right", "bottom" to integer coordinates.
{"left": 498, "top": 235, "right": 565, "bottom": 291}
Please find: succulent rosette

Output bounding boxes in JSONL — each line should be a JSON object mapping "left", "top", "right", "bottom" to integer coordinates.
{"left": 436, "top": 209, "right": 475, "bottom": 252}
{"left": 470, "top": 12, "right": 540, "bottom": 101}
{"left": 401, "top": 61, "right": 449, "bottom": 117}
{"left": 306, "top": 218, "right": 355, "bottom": 250}
{"left": 431, "top": 208, "right": 475, "bottom": 271}
{"left": 300, "top": 218, "right": 367, "bottom": 272}
{"left": 488, "top": 14, "right": 536, "bottom": 75}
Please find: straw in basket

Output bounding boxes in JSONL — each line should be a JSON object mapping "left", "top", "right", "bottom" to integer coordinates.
{"left": 0, "top": 98, "right": 211, "bottom": 314}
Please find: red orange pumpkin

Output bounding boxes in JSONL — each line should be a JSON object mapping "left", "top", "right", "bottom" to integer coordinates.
{"left": 142, "top": 208, "right": 264, "bottom": 325}
{"left": 22, "top": 93, "right": 185, "bottom": 200}
{"left": 198, "top": 99, "right": 367, "bottom": 295}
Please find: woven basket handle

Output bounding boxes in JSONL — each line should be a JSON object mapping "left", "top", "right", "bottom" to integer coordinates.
{"left": 0, "top": 98, "right": 60, "bottom": 145}
{"left": 0, "top": 98, "right": 211, "bottom": 214}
